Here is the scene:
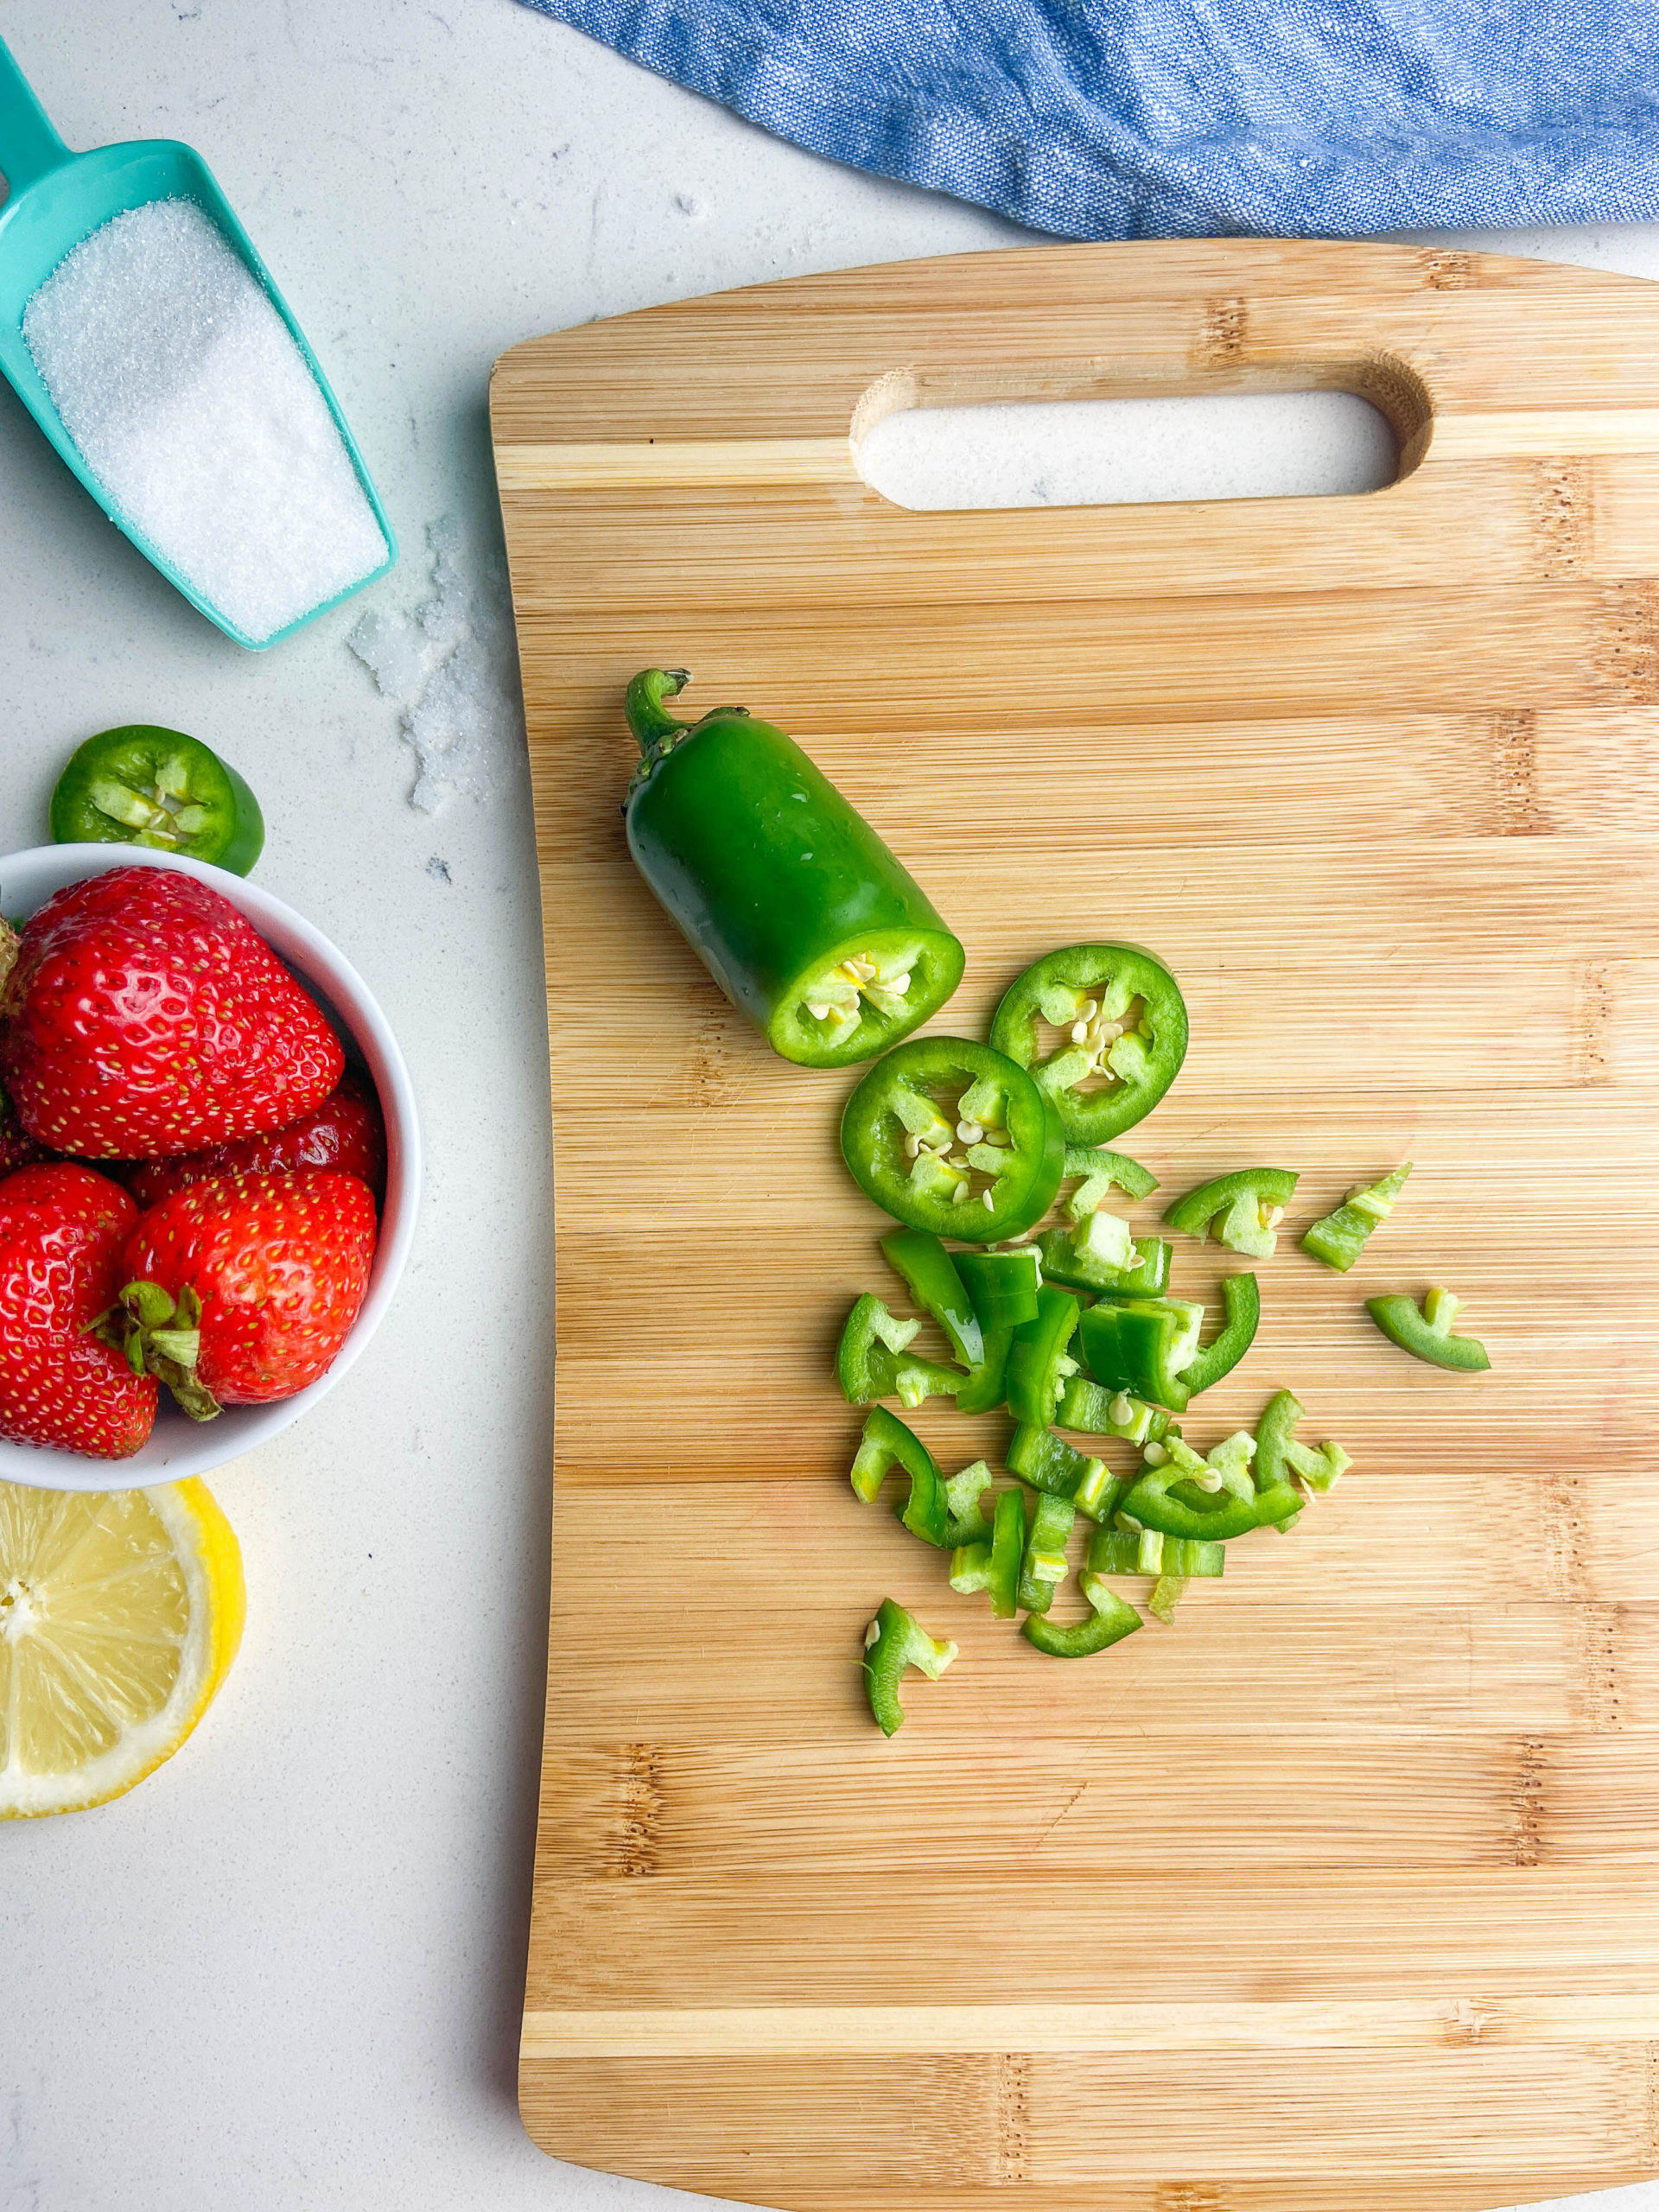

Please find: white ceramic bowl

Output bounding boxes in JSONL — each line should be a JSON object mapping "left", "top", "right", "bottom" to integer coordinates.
{"left": 0, "top": 845, "right": 421, "bottom": 1491}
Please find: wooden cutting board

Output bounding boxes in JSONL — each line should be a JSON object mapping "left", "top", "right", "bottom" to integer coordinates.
{"left": 492, "top": 241, "right": 1659, "bottom": 2212}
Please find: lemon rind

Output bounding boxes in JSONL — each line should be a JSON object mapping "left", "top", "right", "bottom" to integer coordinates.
{"left": 0, "top": 1477, "right": 244, "bottom": 1821}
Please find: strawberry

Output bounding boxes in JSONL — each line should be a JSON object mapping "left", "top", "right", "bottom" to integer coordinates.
{"left": 0, "top": 1078, "right": 53, "bottom": 1177}
{"left": 0, "top": 938, "right": 47, "bottom": 1176}
{"left": 110, "top": 1169, "right": 378, "bottom": 1412}
{"left": 118, "top": 1071, "right": 388, "bottom": 1213}
{"left": 0, "top": 867, "right": 344, "bottom": 1159}
{"left": 0, "top": 1164, "right": 156, "bottom": 1459}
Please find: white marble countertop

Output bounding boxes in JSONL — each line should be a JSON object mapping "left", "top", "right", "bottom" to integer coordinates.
{"left": 3, "top": 5, "right": 1658, "bottom": 2209}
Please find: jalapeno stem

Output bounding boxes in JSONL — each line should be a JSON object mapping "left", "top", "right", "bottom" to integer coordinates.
{"left": 625, "top": 668, "right": 695, "bottom": 750}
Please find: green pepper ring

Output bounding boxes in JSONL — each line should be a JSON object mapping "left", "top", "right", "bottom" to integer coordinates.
{"left": 839, "top": 1035, "right": 1065, "bottom": 1244}
{"left": 49, "top": 725, "right": 265, "bottom": 876}
{"left": 989, "top": 943, "right": 1188, "bottom": 1145}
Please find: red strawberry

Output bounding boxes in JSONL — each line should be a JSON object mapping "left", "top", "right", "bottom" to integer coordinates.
{"left": 0, "top": 1164, "right": 156, "bottom": 1458}
{"left": 0, "top": 1078, "right": 53, "bottom": 1177}
{"left": 113, "top": 1169, "right": 378, "bottom": 1411}
{"left": 0, "top": 935, "right": 50, "bottom": 1175}
{"left": 118, "top": 1071, "right": 388, "bottom": 1213}
{"left": 1, "top": 867, "right": 344, "bottom": 1158}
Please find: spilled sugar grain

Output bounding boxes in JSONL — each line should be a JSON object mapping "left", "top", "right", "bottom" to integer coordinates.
{"left": 23, "top": 200, "right": 388, "bottom": 643}
{"left": 347, "top": 519, "right": 524, "bottom": 813}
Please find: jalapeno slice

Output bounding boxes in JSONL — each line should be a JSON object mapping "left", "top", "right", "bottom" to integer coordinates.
{"left": 989, "top": 943, "right": 1187, "bottom": 1144}
{"left": 839, "top": 1036, "right": 1065, "bottom": 1243}
{"left": 623, "top": 671, "right": 964, "bottom": 1068}
{"left": 49, "top": 725, "right": 265, "bottom": 875}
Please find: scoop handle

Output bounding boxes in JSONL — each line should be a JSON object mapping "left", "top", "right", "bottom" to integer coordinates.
{"left": 0, "top": 35, "right": 72, "bottom": 195}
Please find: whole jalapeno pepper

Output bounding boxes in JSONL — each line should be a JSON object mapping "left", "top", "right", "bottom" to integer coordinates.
{"left": 623, "top": 670, "right": 964, "bottom": 1068}
{"left": 50, "top": 725, "right": 264, "bottom": 875}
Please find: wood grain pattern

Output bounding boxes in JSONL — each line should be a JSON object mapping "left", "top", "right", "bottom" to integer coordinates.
{"left": 493, "top": 240, "right": 1659, "bottom": 2212}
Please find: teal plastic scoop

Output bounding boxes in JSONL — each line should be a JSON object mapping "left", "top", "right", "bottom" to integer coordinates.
{"left": 0, "top": 35, "right": 396, "bottom": 648}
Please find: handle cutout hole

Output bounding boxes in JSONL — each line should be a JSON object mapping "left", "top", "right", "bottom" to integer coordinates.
{"left": 857, "top": 391, "right": 1397, "bottom": 511}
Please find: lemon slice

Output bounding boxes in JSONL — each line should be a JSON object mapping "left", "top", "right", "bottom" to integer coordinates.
{"left": 0, "top": 1478, "right": 244, "bottom": 1819}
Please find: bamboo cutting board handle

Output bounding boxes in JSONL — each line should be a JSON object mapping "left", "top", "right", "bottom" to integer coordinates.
{"left": 496, "top": 241, "right": 1659, "bottom": 2212}
{"left": 492, "top": 238, "right": 1659, "bottom": 489}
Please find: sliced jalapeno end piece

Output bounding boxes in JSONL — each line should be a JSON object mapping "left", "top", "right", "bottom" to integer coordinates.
{"left": 770, "top": 926, "right": 966, "bottom": 1068}
{"left": 840, "top": 1035, "right": 1065, "bottom": 1244}
{"left": 622, "top": 675, "right": 964, "bottom": 1069}
{"left": 50, "top": 725, "right": 265, "bottom": 875}
{"left": 990, "top": 943, "right": 1187, "bottom": 1145}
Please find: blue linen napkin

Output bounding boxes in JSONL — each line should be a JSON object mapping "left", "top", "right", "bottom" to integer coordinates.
{"left": 518, "top": 0, "right": 1659, "bottom": 240}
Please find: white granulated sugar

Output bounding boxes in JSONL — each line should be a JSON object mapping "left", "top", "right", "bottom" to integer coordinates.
{"left": 22, "top": 199, "right": 388, "bottom": 643}
{"left": 347, "top": 518, "right": 524, "bottom": 814}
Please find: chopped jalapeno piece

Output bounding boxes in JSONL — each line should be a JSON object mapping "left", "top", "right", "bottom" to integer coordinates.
{"left": 1164, "top": 1167, "right": 1300, "bottom": 1258}
{"left": 990, "top": 944, "right": 1187, "bottom": 1144}
{"left": 1077, "top": 1295, "right": 1205, "bottom": 1413}
{"left": 1021, "top": 1571, "right": 1142, "bottom": 1658}
{"left": 1039, "top": 1228, "right": 1172, "bottom": 1299}
{"left": 879, "top": 1228, "right": 983, "bottom": 1369}
{"left": 50, "top": 724, "right": 264, "bottom": 875}
{"left": 840, "top": 1037, "right": 1065, "bottom": 1243}
{"left": 955, "top": 1248, "right": 1041, "bottom": 1332}
{"left": 1071, "top": 1205, "right": 1135, "bottom": 1274}
{"left": 623, "top": 671, "right": 964, "bottom": 1068}
{"left": 836, "top": 1294, "right": 962, "bottom": 1408}
{"left": 1180, "top": 1273, "right": 1261, "bottom": 1396}
{"left": 1087, "top": 1529, "right": 1224, "bottom": 1578}
{"left": 1253, "top": 1389, "right": 1353, "bottom": 1497}
{"left": 848, "top": 1404, "right": 951, "bottom": 1545}
{"left": 1365, "top": 1287, "right": 1491, "bottom": 1372}
{"left": 861, "top": 1598, "right": 957, "bottom": 1735}
{"left": 1119, "top": 1431, "right": 1300, "bottom": 1540}
{"left": 1006, "top": 1422, "right": 1126, "bottom": 1523}
{"left": 1055, "top": 1375, "right": 1170, "bottom": 1445}
{"left": 1006, "top": 1284, "right": 1084, "bottom": 1426}
{"left": 954, "top": 1324, "right": 1015, "bottom": 1414}
{"left": 1302, "top": 1162, "right": 1414, "bottom": 1272}
{"left": 1017, "top": 1491, "right": 1077, "bottom": 1616}
{"left": 1063, "top": 1145, "right": 1158, "bottom": 1214}
{"left": 949, "top": 1485, "right": 1027, "bottom": 1618}
{"left": 1147, "top": 1574, "right": 1188, "bottom": 1624}
{"left": 942, "top": 1459, "right": 997, "bottom": 1545}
